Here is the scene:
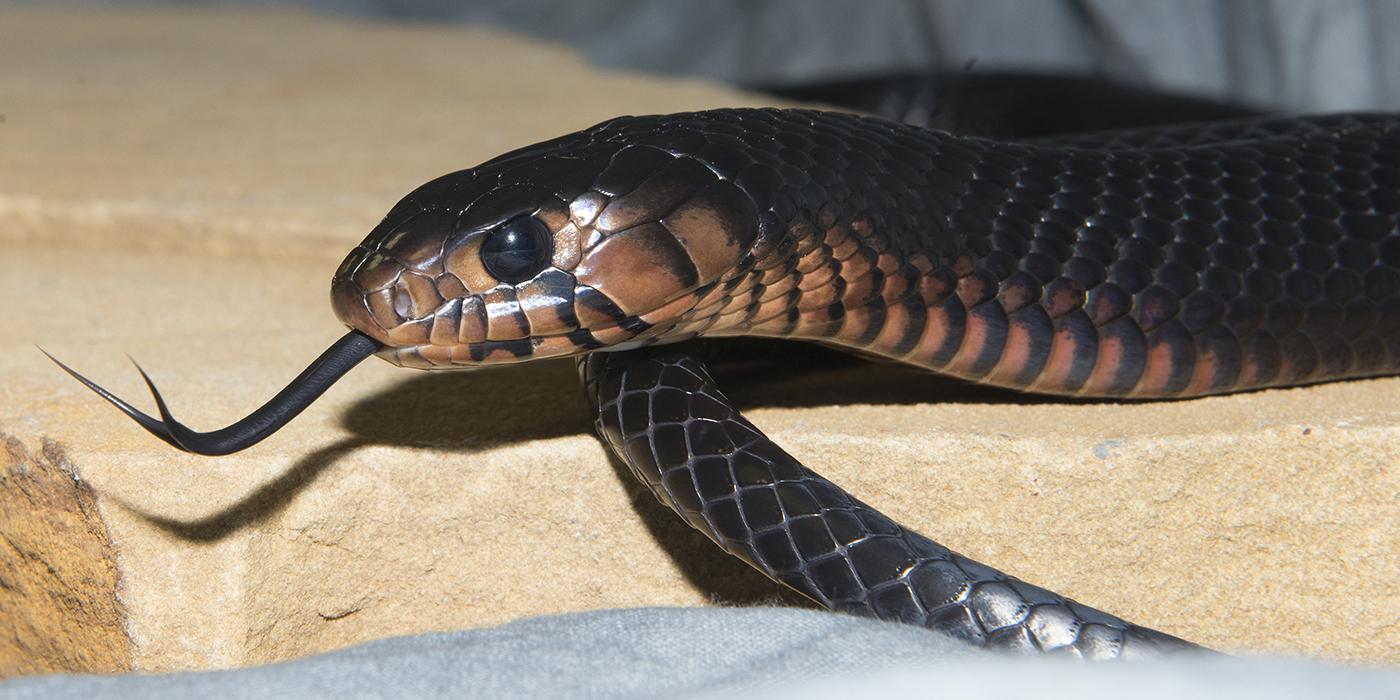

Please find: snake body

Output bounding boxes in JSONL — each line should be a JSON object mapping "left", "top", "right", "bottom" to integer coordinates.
{"left": 580, "top": 347, "right": 1196, "bottom": 658}
{"left": 56, "top": 108, "right": 1400, "bottom": 660}
{"left": 336, "top": 110, "right": 1400, "bottom": 398}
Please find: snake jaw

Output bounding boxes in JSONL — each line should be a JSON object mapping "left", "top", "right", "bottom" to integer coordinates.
{"left": 43, "top": 331, "right": 381, "bottom": 455}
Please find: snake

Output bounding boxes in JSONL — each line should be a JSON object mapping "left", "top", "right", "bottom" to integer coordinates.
{"left": 48, "top": 107, "right": 1400, "bottom": 661}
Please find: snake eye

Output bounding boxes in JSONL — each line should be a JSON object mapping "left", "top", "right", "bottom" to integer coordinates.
{"left": 480, "top": 215, "right": 552, "bottom": 284}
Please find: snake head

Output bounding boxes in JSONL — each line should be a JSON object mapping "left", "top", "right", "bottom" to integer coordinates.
{"left": 332, "top": 120, "right": 761, "bottom": 368}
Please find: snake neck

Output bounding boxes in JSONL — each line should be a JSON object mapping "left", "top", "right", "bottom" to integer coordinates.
{"left": 628, "top": 109, "right": 1400, "bottom": 398}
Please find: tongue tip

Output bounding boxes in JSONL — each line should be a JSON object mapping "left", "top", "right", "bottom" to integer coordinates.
{"left": 46, "top": 330, "right": 382, "bottom": 457}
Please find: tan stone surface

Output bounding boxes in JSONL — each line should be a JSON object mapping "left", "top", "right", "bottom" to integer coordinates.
{"left": 0, "top": 6, "right": 1395, "bottom": 673}
{"left": 0, "top": 436, "right": 130, "bottom": 676}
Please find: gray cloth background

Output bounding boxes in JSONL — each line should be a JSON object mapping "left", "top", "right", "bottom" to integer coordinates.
{"left": 120, "top": 0, "right": 1400, "bottom": 111}
{"left": 4, "top": 608, "right": 1400, "bottom": 700}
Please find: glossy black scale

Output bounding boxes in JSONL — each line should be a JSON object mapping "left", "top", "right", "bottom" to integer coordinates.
{"left": 573, "top": 109, "right": 1400, "bottom": 394}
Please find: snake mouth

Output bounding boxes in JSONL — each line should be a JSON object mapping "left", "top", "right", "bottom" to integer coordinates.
{"left": 349, "top": 284, "right": 707, "bottom": 369}
{"left": 372, "top": 316, "right": 682, "bottom": 369}
{"left": 43, "top": 331, "right": 381, "bottom": 455}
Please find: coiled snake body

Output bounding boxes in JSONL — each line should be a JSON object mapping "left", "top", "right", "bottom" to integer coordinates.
{"left": 52, "top": 109, "right": 1400, "bottom": 660}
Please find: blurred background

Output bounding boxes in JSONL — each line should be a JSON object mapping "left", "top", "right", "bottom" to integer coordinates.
{"left": 43, "top": 0, "right": 1400, "bottom": 114}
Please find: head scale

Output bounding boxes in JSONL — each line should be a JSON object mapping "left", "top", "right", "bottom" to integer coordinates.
{"left": 331, "top": 119, "right": 760, "bottom": 369}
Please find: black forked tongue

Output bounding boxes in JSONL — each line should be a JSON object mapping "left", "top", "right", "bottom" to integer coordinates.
{"left": 42, "top": 330, "right": 381, "bottom": 456}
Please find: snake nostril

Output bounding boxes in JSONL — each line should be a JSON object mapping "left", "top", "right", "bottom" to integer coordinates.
{"left": 393, "top": 271, "right": 446, "bottom": 321}
{"left": 392, "top": 284, "right": 414, "bottom": 320}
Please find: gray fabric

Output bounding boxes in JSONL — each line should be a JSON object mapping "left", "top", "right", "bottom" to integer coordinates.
{"left": 119, "top": 0, "right": 1400, "bottom": 111}
{"left": 4, "top": 607, "right": 1398, "bottom": 700}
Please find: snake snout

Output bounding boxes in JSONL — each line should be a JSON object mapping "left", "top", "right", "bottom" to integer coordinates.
{"left": 331, "top": 208, "right": 465, "bottom": 350}
{"left": 331, "top": 251, "right": 446, "bottom": 349}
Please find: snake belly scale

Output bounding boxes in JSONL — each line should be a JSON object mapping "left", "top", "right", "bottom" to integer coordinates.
{"left": 53, "top": 108, "right": 1400, "bottom": 660}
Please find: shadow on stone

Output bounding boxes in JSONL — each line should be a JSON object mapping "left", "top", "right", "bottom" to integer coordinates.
{"left": 139, "top": 438, "right": 366, "bottom": 542}
{"left": 339, "top": 358, "right": 595, "bottom": 450}
{"left": 138, "top": 342, "right": 1032, "bottom": 572}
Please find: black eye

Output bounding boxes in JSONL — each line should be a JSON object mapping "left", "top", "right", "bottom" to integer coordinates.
{"left": 480, "top": 216, "right": 552, "bottom": 284}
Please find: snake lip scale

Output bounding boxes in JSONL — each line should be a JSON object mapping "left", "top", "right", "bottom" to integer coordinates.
{"left": 49, "top": 108, "right": 1400, "bottom": 660}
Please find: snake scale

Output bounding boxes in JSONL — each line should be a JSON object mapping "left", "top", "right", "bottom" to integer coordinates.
{"left": 51, "top": 108, "right": 1400, "bottom": 660}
